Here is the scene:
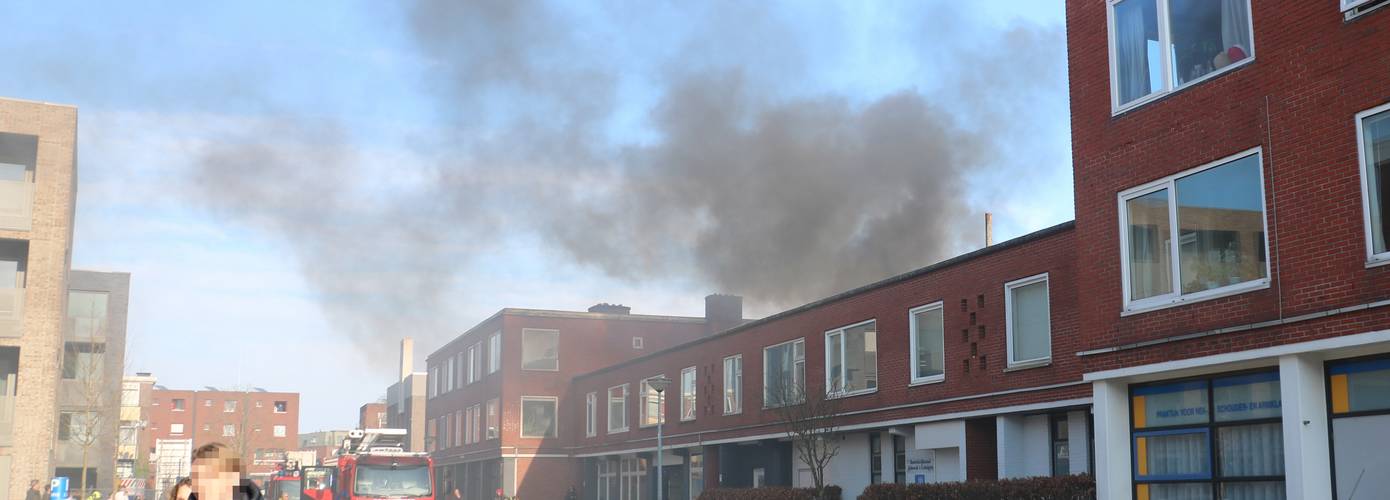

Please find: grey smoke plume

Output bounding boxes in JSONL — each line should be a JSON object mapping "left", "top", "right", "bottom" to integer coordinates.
{"left": 186, "top": 0, "right": 1066, "bottom": 355}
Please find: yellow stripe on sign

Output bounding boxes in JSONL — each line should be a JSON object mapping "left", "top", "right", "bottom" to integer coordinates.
{"left": 1136, "top": 484, "right": 1150, "bottom": 500}
{"left": 1136, "top": 437, "right": 1148, "bottom": 476}
{"left": 1132, "top": 395, "right": 1147, "bottom": 428}
{"left": 1331, "top": 374, "right": 1350, "bottom": 414}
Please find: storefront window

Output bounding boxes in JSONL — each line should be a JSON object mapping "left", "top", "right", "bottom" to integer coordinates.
{"left": 1131, "top": 371, "right": 1283, "bottom": 500}
{"left": 869, "top": 434, "right": 883, "bottom": 484}
{"left": 1051, "top": 414, "right": 1070, "bottom": 476}
{"left": 1328, "top": 356, "right": 1390, "bottom": 500}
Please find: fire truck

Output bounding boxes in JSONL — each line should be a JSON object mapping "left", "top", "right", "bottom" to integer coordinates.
{"left": 264, "top": 460, "right": 303, "bottom": 500}
{"left": 301, "top": 429, "right": 434, "bottom": 500}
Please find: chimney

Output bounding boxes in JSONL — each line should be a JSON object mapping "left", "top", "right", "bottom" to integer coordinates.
{"left": 399, "top": 337, "right": 414, "bottom": 381}
{"left": 984, "top": 212, "right": 994, "bottom": 247}
{"left": 587, "top": 303, "right": 632, "bottom": 315}
{"left": 705, "top": 294, "right": 743, "bottom": 335}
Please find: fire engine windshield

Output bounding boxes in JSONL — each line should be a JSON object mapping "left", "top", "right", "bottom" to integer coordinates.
{"left": 354, "top": 464, "right": 432, "bottom": 498}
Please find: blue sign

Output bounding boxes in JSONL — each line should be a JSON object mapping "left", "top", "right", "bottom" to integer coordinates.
{"left": 50, "top": 478, "right": 68, "bottom": 500}
{"left": 913, "top": 475, "right": 926, "bottom": 484}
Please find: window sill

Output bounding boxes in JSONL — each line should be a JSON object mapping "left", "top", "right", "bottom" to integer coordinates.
{"left": 1112, "top": 57, "right": 1255, "bottom": 117}
{"left": 607, "top": 428, "right": 629, "bottom": 435}
{"left": 723, "top": 410, "right": 742, "bottom": 416}
{"left": 827, "top": 388, "right": 878, "bottom": 399}
{"left": 1367, "top": 255, "right": 1390, "bottom": 269}
{"left": 1122, "top": 279, "right": 1269, "bottom": 317}
{"left": 1005, "top": 359, "right": 1052, "bottom": 372}
{"left": 680, "top": 417, "right": 695, "bottom": 423}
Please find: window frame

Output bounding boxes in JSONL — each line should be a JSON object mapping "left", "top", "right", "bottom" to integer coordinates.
{"left": 518, "top": 396, "right": 559, "bottom": 439}
{"left": 680, "top": 366, "right": 697, "bottom": 422}
{"left": 1117, "top": 147, "right": 1271, "bottom": 314}
{"left": 638, "top": 375, "right": 667, "bottom": 428}
{"left": 520, "top": 328, "right": 560, "bottom": 372}
{"left": 763, "top": 338, "right": 806, "bottom": 409}
{"left": 170, "top": 423, "right": 185, "bottom": 435}
{"left": 488, "top": 331, "right": 501, "bottom": 374}
{"left": 486, "top": 398, "right": 499, "bottom": 440}
{"left": 607, "top": 383, "right": 629, "bottom": 434}
{"left": 273, "top": 425, "right": 286, "bottom": 438}
{"left": 1005, "top": 272, "right": 1053, "bottom": 368}
{"left": 1105, "top": 0, "right": 1257, "bottom": 115}
{"left": 585, "top": 391, "right": 598, "bottom": 437}
{"left": 274, "top": 400, "right": 287, "bottom": 413}
{"left": 824, "top": 319, "right": 878, "bottom": 398}
{"left": 471, "top": 342, "right": 483, "bottom": 383}
{"left": 723, "top": 354, "right": 742, "bottom": 415}
{"left": 1357, "top": 102, "right": 1390, "bottom": 267}
{"left": 908, "top": 301, "right": 947, "bottom": 385}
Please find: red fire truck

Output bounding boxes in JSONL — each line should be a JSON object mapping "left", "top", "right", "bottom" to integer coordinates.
{"left": 301, "top": 429, "right": 434, "bottom": 500}
{"left": 264, "top": 461, "right": 303, "bottom": 500}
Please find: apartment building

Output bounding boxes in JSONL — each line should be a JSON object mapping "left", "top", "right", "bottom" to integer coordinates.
{"left": 359, "top": 402, "right": 387, "bottom": 430}
{"left": 117, "top": 373, "right": 156, "bottom": 487}
{"left": 386, "top": 338, "right": 427, "bottom": 452}
{"left": 424, "top": 299, "right": 743, "bottom": 499}
{"left": 54, "top": 270, "right": 131, "bottom": 493}
{"left": 144, "top": 386, "right": 299, "bottom": 479}
{"left": 0, "top": 97, "right": 79, "bottom": 500}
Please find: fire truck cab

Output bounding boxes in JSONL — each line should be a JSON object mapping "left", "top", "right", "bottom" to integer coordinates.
{"left": 300, "top": 429, "right": 433, "bottom": 500}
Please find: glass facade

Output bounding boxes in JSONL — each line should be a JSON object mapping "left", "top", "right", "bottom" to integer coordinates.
{"left": 1328, "top": 356, "right": 1390, "bottom": 500}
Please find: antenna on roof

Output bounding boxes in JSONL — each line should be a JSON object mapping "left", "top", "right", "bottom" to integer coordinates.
{"left": 985, "top": 212, "right": 994, "bottom": 247}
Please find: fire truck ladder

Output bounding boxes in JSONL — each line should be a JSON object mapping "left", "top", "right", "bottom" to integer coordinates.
{"left": 340, "top": 428, "right": 413, "bottom": 456}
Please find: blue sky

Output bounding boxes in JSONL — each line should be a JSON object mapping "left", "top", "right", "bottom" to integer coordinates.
{"left": 1, "top": 1, "right": 1073, "bottom": 432}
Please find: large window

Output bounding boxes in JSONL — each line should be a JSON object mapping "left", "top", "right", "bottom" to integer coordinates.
{"left": 446, "top": 356, "right": 456, "bottom": 393}
{"left": 521, "top": 329, "right": 559, "bottom": 371}
{"left": 723, "top": 355, "right": 742, "bottom": 415}
{"left": 1108, "top": 0, "right": 1254, "bottom": 111}
{"left": 909, "top": 303, "right": 945, "bottom": 384}
{"left": 486, "top": 398, "right": 498, "bottom": 440}
{"left": 1120, "top": 149, "right": 1269, "bottom": 312}
{"left": 1006, "top": 274, "right": 1052, "bottom": 367}
{"left": 470, "top": 342, "right": 482, "bottom": 382}
{"left": 764, "top": 339, "right": 805, "bottom": 408}
{"left": 681, "top": 367, "right": 697, "bottom": 421}
{"left": 61, "top": 342, "right": 104, "bottom": 379}
{"left": 1328, "top": 356, "right": 1390, "bottom": 499}
{"left": 608, "top": 384, "right": 628, "bottom": 433}
{"left": 520, "top": 397, "right": 557, "bottom": 438}
{"left": 488, "top": 331, "right": 501, "bottom": 374}
{"left": 1130, "top": 371, "right": 1284, "bottom": 500}
{"left": 585, "top": 392, "right": 597, "bottom": 437}
{"left": 825, "top": 320, "right": 877, "bottom": 396}
{"left": 1359, "top": 103, "right": 1390, "bottom": 265}
{"left": 639, "top": 376, "right": 666, "bottom": 428}
{"left": 67, "top": 291, "right": 109, "bottom": 339}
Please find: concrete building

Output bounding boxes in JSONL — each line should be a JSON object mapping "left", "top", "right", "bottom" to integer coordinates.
{"left": 359, "top": 402, "right": 387, "bottom": 430}
{"left": 0, "top": 97, "right": 79, "bottom": 500}
{"left": 386, "top": 339, "right": 427, "bottom": 452}
{"left": 117, "top": 373, "right": 156, "bottom": 492}
{"left": 144, "top": 386, "right": 300, "bottom": 480}
{"left": 54, "top": 270, "right": 130, "bottom": 494}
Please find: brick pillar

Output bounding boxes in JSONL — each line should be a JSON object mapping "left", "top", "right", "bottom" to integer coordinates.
{"left": 703, "top": 444, "right": 720, "bottom": 489}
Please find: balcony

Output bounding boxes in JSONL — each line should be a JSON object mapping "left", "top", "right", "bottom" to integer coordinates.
{"left": 0, "top": 288, "right": 23, "bottom": 338}
{"left": 0, "top": 180, "right": 33, "bottom": 231}
{"left": 0, "top": 374, "right": 14, "bottom": 447}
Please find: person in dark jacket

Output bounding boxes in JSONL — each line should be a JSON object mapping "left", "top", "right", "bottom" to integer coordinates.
{"left": 25, "top": 480, "right": 43, "bottom": 500}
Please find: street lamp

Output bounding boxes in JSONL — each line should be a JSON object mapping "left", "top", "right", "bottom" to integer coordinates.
{"left": 647, "top": 375, "right": 673, "bottom": 500}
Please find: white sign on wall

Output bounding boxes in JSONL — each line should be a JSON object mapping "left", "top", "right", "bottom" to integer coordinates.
{"left": 905, "top": 449, "right": 935, "bottom": 484}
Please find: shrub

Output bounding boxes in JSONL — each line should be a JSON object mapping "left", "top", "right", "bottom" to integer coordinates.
{"left": 856, "top": 475, "right": 1095, "bottom": 500}
{"left": 697, "top": 485, "right": 843, "bottom": 500}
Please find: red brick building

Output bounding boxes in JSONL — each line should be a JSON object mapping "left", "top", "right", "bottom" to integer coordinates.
{"left": 359, "top": 402, "right": 387, "bottom": 430}
{"left": 145, "top": 386, "right": 300, "bottom": 479}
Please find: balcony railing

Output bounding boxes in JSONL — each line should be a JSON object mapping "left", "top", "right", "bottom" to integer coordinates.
{"left": 0, "top": 288, "right": 23, "bottom": 338}
{"left": 0, "top": 181, "right": 34, "bottom": 231}
{"left": 0, "top": 376, "right": 15, "bottom": 447}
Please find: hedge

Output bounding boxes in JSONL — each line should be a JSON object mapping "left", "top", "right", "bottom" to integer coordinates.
{"left": 856, "top": 475, "right": 1095, "bottom": 500}
{"left": 697, "top": 486, "right": 843, "bottom": 500}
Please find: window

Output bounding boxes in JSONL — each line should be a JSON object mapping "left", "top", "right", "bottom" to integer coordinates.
{"left": 466, "top": 345, "right": 477, "bottom": 384}
{"left": 471, "top": 342, "right": 482, "bottom": 382}
{"left": 274, "top": 401, "right": 287, "bottom": 413}
{"left": 585, "top": 392, "right": 597, "bottom": 437}
{"left": 1108, "top": 0, "right": 1254, "bottom": 112}
{"left": 763, "top": 339, "right": 805, "bottom": 408}
{"left": 429, "top": 366, "right": 439, "bottom": 398}
{"left": 273, "top": 425, "right": 286, "bottom": 438}
{"left": 224, "top": 400, "right": 237, "bottom": 413}
{"left": 1051, "top": 414, "right": 1070, "bottom": 477}
{"left": 427, "top": 419, "right": 437, "bottom": 452}
{"left": 67, "top": 291, "right": 109, "bottom": 339}
{"left": 639, "top": 376, "right": 667, "bottom": 428}
{"left": 1359, "top": 103, "right": 1390, "bottom": 265}
{"left": 632, "top": 337, "right": 644, "bottom": 350}
{"left": 58, "top": 412, "right": 94, "bottom": 441}
{"left": 689, "top": 451, "right": 704, "bottom": 499}
{"left": 222, "top": 424, "right": 236, "bottom": 437}
{"left": 202, "top": 424, "right": 209, "bottom": 431}
{"left": 486, "top": 398, "right": 498, "bottom": 440}
{"left": 1328, "top": 356, "right": 1390, "bottom": 499}
{"left": 254, "top": 400, "right": 263, "bottom": 408}
{"left": 173, "top": 398, "right": 187, "bottom": 411}
{"left": 825, "top": 320, "right": 878, "bottom": 396}
{"left": 1130, "top": 371, "right": 1283, "bottom": 499}
{"left": 752, "top": 468, "right": 766, "bottom": 488}
{"left": 170, "top": 423, "right": 185, "bottom": 435}
{"left": 1005, "top": 274, "right": 1052, "bottom": 367}
{"left": 471, "top": 404, "right": 481, "bottom": 443}
{"left": 520, "top": 397, "right": 557, "bottom": 438}
{"left": 909, "top": 303, "right": 946, "bottom": 384}
{"left": 869, "top": 434, "right": 883, "bottom": 484}
{"left": 680, "top": 367, "right": 697, "bottom": 421}
{"left": 608, "top": 384, "right": 629, "bottom": 433}
{"left": 459, "top": 409, "right": 468, "bottom": 445}
{"left": 446, "top": 355, "right": 456, "bottom": 392}
{"left": 723, "top": 355, "right": 742, "bottom": 414}
{"left": 1120, "top": 149, "right": 1269, "bottom": 312}
{"left": 521, "top": 329, "right": 559, "bottom": 371}
{"left": 204, "top": 399, "right": 212, "bottom": 407}
{"left": 61, "top": 342, "right": 105, "bottom": 379}
{"left": 488, "top": 331, "right": 501, "bottom": 374}
{"left": 893, "top": 435, "right": 907, "bottom": 484}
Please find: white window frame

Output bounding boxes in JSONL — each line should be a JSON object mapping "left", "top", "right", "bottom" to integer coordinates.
{"left": 471, "top": 404, "right": 481, "bottom": 443}
{"left": 680, "top": 366, "right": 697, "bottom": 422}
{"left": 222, "top": 424, "right": 235, "bottom": 437}
{"left": 762, "top": 338, "right": 806, "bottom": 409}
{"left": 1106, "top": 0, "right": 1257, "bottom": 115}
{"left": 170, "top": 423, "right": 185, "bottom": 435}
{"left": 639, "top": 375, "right": 667, "bottom": 428}
{"left": 488, "top": 331, "right": 501, "bottom": 374}
{"left": 273, "top": 425, "right": 286, "bottom": 438}
{"left": 1117, "top": 147, "right": 1271, "bottom": 314}
{"left": 429, "top": 366, "right": 439, "bottom": 398}
{"left": 632, "top": 337, "right": 644, "bottom": 350}
{"left": 470, "top": 342, "right": 483, "bottom": 383}
{"left": 446, "top": 356, "right": 456, "bottom": 392}
{"left": 1358, "top": 102, "right": 1390, "bottom": 267}
{"left": 723, "top": 355, "right": 742, "bottom": 415}
{"left": 521, "top": 328, "right": 560, "bottom": 372}
{"left": 1005, "top": 272, "right": 1053, "bottom": 368}
{"left": 1344, "top": 0, "right": 1375, "bottom": 10}
{"left": 585, "top": 391, "right": 598, "bottom": 437}
{"left": 486, "top": 398, "right": 499, "bottom": 440}
{"left": 457, "top": 352, "right": 466, "bottom": 388}
{"left": 608, "top": 384, "right": 629, "bottom": 434}
{"left": 908, "top": 301, "right": 946, "bottom": 385}
{"left": 519, "top": 396, "right": 559, "bottom": 439}
{"left": 824, "top": 319, "right": 878, "bottom": 397}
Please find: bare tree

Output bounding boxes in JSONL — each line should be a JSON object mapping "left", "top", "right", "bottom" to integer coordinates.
{"left": 226, "top": 389, "right": 258, "bottom": 469}
{"left": 65, "top": 306, "right": 116, "bottom": 497}
{"left": 767, "top": 372, "right": 842, "bottom": 500}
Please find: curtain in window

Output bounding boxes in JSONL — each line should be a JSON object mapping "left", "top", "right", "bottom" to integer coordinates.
{"left": 1221, "top": 0, "right": 1252, "bottom": 59}
{"left": 1145, "top": 432, "right": 1209, "bottom": 477}
{"left": 1115, "top": 0, "right": 1153, "bottom": 104}
{"left": 1218, "top": 423, "right": 1283, "bottom": 477}
{"left": 1011, "top": 282, "right": 1050, "bottom": 362}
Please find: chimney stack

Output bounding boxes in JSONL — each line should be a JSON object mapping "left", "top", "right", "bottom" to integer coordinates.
{"left": 705, "top": 294, "right": 744, "bottom": 335}
{"left": 588, "top": 303, "right": 632, "bottom": 315}
{"left": 399, "top": 337, "right": 414, "bottom": 381}
{"left": 984, "top": 212, "right": 994, "bottom": 247}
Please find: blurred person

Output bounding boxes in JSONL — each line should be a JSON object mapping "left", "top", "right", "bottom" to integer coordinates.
{"left": 86, "top": 490, "right": 101, "bottom": 500}
{"left": 188, "top": 443, "right": 262, "bottom": 500}
{"left": 169, "top": 478, "right": 192, "bottom": 500}
{"left": 113, "top": 486, "right": 129, "bottom": 500}
{"left": 25, "top": 480, "right": 42, "bottom": 500}
{"left": 448, "top": 488, "right": 460, "bottom": 500}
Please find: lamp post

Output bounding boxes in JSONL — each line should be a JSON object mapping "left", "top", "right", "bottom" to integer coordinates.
{"left": 647, "top": 375, "right": 673, "bottom": 500}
